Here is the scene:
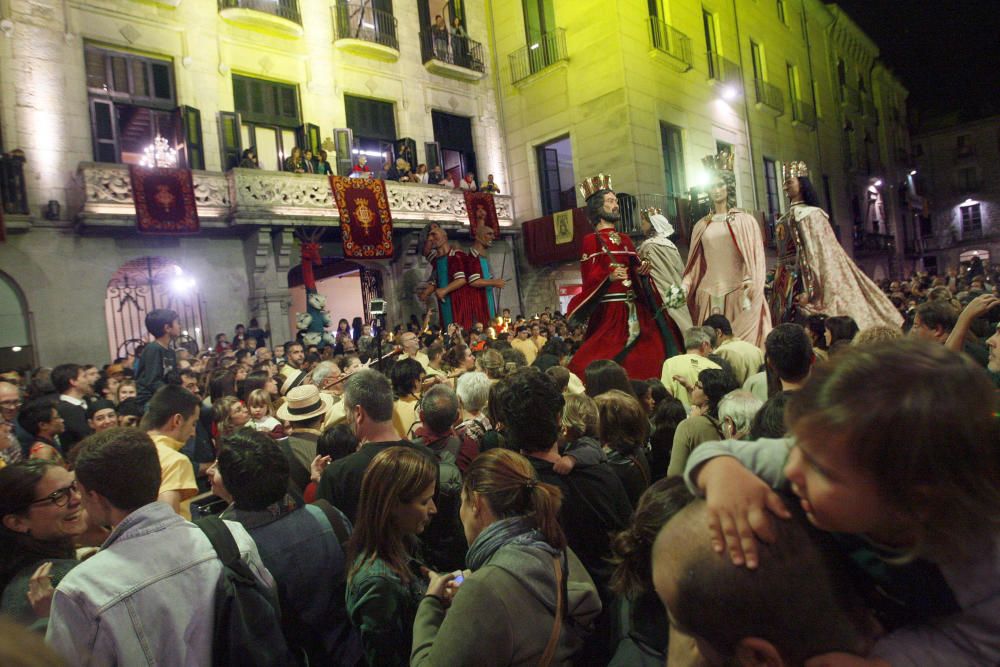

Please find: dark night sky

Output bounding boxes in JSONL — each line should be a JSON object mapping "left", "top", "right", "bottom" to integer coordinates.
{"left": 833, "top": 1, "right": 1000, "bottom": 122}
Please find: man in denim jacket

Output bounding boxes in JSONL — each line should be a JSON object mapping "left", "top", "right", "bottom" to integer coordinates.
{"left": 45, "top": 427, "right": 274, "bottom": 666}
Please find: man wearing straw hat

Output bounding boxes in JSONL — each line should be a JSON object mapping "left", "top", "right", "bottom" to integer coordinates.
{"left": 276, "top": 385, "right": 333, "bottom": 492}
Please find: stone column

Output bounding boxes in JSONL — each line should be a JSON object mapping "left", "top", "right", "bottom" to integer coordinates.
{"left": 246, "top": 226, "right": 293, "bottom": 347}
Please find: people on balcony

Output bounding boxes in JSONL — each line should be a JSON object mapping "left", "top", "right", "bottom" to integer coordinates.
{"left": 459, "top": 172, "right": 478, "bottom": 192}
{"left": 480, "top": 174, "right": 500, "bottom": 194}
{"left": 451, "top": 17, "right": 469, "bottom": 67}
{"left": 315, "top": 150, "right": 333, "bottom": 176}
{"left": 432, "top": 15, "right": 449, "bottom": 60}
{"left": 302, "top": 149, "right": 317, "bottom": 174}
{"left": 284, "top": 147, "right": 307, "bottom": 174}
{"left": 238, "top": 148, "right": 259, "bottom": 169}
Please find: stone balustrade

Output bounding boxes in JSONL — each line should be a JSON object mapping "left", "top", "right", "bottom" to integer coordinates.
{"left": 76, "top": 163, "right": 515, "bottom": 230}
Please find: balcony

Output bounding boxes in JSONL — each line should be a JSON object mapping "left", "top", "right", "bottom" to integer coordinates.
{"left": 333, "top": 0, "right": 399, "bottom": 61}
{"left": 647, "top": 18, "right": 693, "bottom": 72}
{"left": 218, "top": 0, "right": 303, "bottom": 37}
{"left": 840, "top": 85, "right": 862, "bottom": 113}
{"left": 853, "top": 231, "right": 895, "bottom": 257}
{"left": 420, "top": 31, "right": 486, "bottom": 81}
{"left": 706, "top": 51, "right": 741, "bottom": 85}
{"left": 509, "top": 29, "right": 568, "bottom": 85}
{"left": 791, "top": 99, "right": 817, "bottom": 129}
{"left": 754, "top": 78, "right": 784, "bottom": 115}
{"left": 75, "top": 163, "right": 515, "bottom": 231}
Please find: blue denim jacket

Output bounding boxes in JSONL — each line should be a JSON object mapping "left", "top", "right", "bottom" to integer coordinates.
{"left": 46, "top": 501, "right": 273, "bottom": 666}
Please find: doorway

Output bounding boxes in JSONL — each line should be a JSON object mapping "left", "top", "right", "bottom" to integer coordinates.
{"left": 432, "top": 111, "right": 476, "bottom": 185}
{"left": 536, "top": 135, "right": 575, "bottom": 216}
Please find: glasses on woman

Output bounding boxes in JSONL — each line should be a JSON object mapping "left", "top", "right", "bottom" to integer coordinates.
{"left": 29, "top": 481, "right": 79, "bottom": 509}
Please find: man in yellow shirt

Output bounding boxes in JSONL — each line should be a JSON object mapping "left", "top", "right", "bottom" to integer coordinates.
{"left": 704, "top": 314, "right": 765, "bottom": 385}
{"left": 660, "top": 327, "right": 721, "bottom": 409}
{"left": 141, "top": 385, "right": 199, "bottom": 518}
{"left": 510, "top": 325, "right": 538, "bottom": 366}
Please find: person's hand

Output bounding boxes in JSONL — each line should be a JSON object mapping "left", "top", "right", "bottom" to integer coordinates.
{"left": 689, "top": 403, "right": 708, "bottom": 418}
{"left": 553, "top": 455, "right": 577, "bottom": 475}
{"left": 672, "top": 374, "right": 694, "bottom": 392}
{"left": 423, "top": 568, "right": 460, "bottom": 604}
{"left": 27, "top": 562, "right": 55, "bottom": 618}
{"left": 310, "top": 455, "right": 332, "bottom": 483}
{"left": 610, "top": 266, "right": 628, "bottom": 282}
{"left": 435, "top": 287, "right": 448, "bottom": 301}
{"left": 697, "top": 457, "right": 791, "bottom": 568}
{"left": 637, "top": 260, "right": 652, "bottom": 276}
{"left": 960, "top": 293, "right": 1000, "bottom": 320}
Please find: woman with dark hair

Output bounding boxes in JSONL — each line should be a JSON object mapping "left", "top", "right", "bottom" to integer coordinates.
{"left": 390, "top": 358, "right": 425, "bottom": 439}
{"left": 667, "top": 368, "right": 739, "bottom": 477}
{"left": 346, "top": 446, "right": 437, "bottom": 666}
{"left": 608, "top": 477, "right": 694, "bottom": 665}
{"left": 411, "top": 448, "right": 601, "bottom": 665}
{"left": 584, "top": 359, "right": 635, "bottom": 398}
{"left": 594, "top": 390, "right": 651, "bottom": 506}
{"left": 825, "top": 315, "right": 859, "bottom": 346}
{"left": 770, "top": 162, "right": 903, "bottom": 331}
{"left": 0, "top": 461, "right": 86, "bottom": 629}
{"left": 682, "top": 151, "right": 772, "bottom": 346}
{"left": 646, "top": 397, "right": 686, "bottom": 481}
{"left": 351, "top": 316, "right": 364, "bottom": 342}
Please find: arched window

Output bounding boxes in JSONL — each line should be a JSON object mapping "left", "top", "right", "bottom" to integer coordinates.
{"left": 0, "top": 271, "right": 32, "bottom": 367}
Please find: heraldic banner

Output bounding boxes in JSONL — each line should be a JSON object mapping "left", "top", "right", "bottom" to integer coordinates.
{"left": 128, "top": 166, "right": 200, "bottom": 235}
{"left": 463, "top": 191, "right": 499, "bottom": 237}
{"left": 330, "top": 175, "right": 394, "bottom": 259}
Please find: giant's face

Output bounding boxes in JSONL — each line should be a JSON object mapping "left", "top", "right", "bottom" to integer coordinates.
{"left": 475, "top": 223, "right": 496, "bottom": 247}
{"left": 709, "top": 178, "right": 729, "bottom": 204}
{"left": 424, "top": 224, "right": 447, "bottom": 256}
{"left": 783, "top": 176, "right": 801, "bottom": 201}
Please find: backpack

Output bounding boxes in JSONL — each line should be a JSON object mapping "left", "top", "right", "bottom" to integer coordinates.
{"left": 196, "top": 516, "right": 296, "bottom": 667}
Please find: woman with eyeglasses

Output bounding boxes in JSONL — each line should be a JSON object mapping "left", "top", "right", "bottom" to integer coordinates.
{"left": 0, "top": 460, "right": 87, "bottom": 630}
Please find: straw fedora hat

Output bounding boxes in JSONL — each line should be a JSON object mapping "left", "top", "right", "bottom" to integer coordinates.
{"left": 276, "top": 385, "right": 333, "bottom": 422}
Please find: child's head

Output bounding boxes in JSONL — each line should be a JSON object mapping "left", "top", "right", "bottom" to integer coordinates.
{"left": 595, "top": 389, "right": 649, "bottom": 456}
{"left": 784, "top": 338, "right": 1000, "bottom": 561}
{"left": 145, "top": 309, "right": 180, "bottom": 338}
{"left": 246, "top": 389, "right": 274, "bottom": 421}
{"left": 559, "top": 392, "right": 598, "bottom": 443}
{"left": 116, "top": 380, "right": 137, "bottom": 404}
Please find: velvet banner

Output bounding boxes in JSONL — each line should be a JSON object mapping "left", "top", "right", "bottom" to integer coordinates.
{"left": 463, "top": 191, "right": 499, "bottom": 237}
{"left": 128, "top": 166, "right": 200, "bottom": 235}
{"left": 523, "top": 207, "right": 592, "bottom": 265}
{"left": 330, "top": 175, "right": 394, "bottom": 258}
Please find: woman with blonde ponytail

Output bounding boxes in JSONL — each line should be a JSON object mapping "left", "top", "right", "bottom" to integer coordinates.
{"left": 411, "top": 448, "right": 601, "bottom": 666}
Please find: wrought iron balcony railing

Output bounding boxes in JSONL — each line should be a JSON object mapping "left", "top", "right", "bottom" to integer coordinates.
{"left": 333, "top": 0, "right": 398, "bottom": 51}
{"left": 420, "top": 31, "right": 486, "bottom": 74}
{"left": 0, "top": 151, "right": 28, "bottom": 215}
{"left": 706, "top": 51, "right": 740, "bottom": 83}
{"left": 754, "top": 78, "right": 784, "bottom": 114}
{"left": 840, "top": 85, "right": 861, "bottom": 112}
{"left": 218, "top": 0, "right": 301, "bottom": 25}
{"left": 648, "top": 18, "right": 693, "bottom": 70}
{"left": 509, "top": 29, "right": 567, "bottom": 84}
{"left": 792, "top": 99, "right": 817, "bottom": 128}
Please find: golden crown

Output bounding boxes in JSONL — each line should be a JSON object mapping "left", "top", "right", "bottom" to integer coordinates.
{"left": 782, "top": 161, "right": 809, "bottom": 180}
{"left": 639, "top": 207, "right": 661, "bottom": 223}
{"left": 701, "top": 150, "right": 735, "bottom": 173}
{"left": 577, "top": 173, "right": 613, "bottom": 201}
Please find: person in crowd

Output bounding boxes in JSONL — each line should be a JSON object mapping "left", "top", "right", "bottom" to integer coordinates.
{"left": 115, "top": 398, "right": 143, "bottom": 428}
{"left": 629, "top": 379, "right": 655, "bottom": 417}
{"left": 716, "top": 390, "right": 762, "bottom": 441}
{"left": 553, "top": 392, "right": 603, "bottom": 474}
{"left": 480, "top": 173, "right": 500, "bottom": 194}
{"left": 412, "top": 448, "right": 602, "bottom": 665}
{"left": 52, "top": 364, "right": 93, "bottom": 453}
{"left": 211, "top": 395, "right": 251, "bottom": 439}
{"left": 595, "top": 390, "right": 651, "bottom": 507}
{"left": 746, "top": 391, "right": 792, "bottom": 440}
{"left": 646, "top": 396, "right": 685, "bottom": 482}
{"left": 584, "top": 359, "right": 635, "bottom": 398}
{"left": 346, "top": 445, "right": 437, "bottom": 666}
{"left": 391, "top": 357, "right": 425, "bottom": 439}
{"left": 18, "top": 400, "right": 65, "bottom": 463}
{"left": 238, "top": 147, "right": 259, "bottom": 169}
{"left": 211, "top": 429, "right": 361, "bottom": 666}
{"left": 443, "top": 343, "right": 476, "bottom": 375}
{"left": 276, "top": 384, "right": 333, "bottom": 493}
{"left": 0, "top": 382, "right": 23, "bottom": 466}
{"left": 509, "top": 326, "right": 537, "bottom": 366}
{"left": 853, "top": 323, "right": 904, "bottom": 347}
{"left": 825, "top": 315, "right": 859, "bottom": 348}
{"left": 140, "top": 385, "right": 199, "bottom": 517}
{"left": 115, "top": 380, "right": 136, "bottom": 405}
{"left": 769, "top": 160, "right": 902, "bottom": 332}
{"left": 0, "top": 460, "right": 86, "bottom": 629}
{"left": 685, "top": 339, "right": 1000, "bottom": 665}
{"left": 703, "top": 314, "right": 764, "bottom": 386}
{"left": 92, "top": 374, "right": 119, "bottom": 406}
{"left": 279, "top": 341, "right": 307, "bottom": 393}
{"left": 659, "top": 327, "right": 721, "bottom": 408}
{"left": 608, "top": 477, "right": 694, "bottom": 666}
{"left": 454, "top": 371, "right": 491, "bottom": 446}
{"left": 668, "top": 369, "right": 740, "bottom": 477}
{"left": 84, "top": 399, "right": 117, "bottom": 435}
{"left": 412, "top": 384, "right": 478, "bottom": 474}
{"left": 652, "top": 497, "right": 874, "bottom": 667}
{"left": 284, "top": 146, "right": 306, "bottom": 173}
{"left": 135, "top": 309, "right": 179, "bottom": 408}
{"left": 246, "top": 388, "right": 282, "bottom": 436}
{"left": 459, "top": 172, "right": 477, "bottom": 191}
{"left": 315, "top": 149, "right": 333, "bottom": 175}
{"left": 682, "top": 151, "right": 771, "bottom": 346}
{"left": 742, "top": 323, "right": 814, "bottom": 403}
{"left": 45, "top": 427, "right": 275, "bottom": 665}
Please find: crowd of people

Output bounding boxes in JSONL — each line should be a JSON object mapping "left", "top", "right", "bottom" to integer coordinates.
{"left": 0, "top": 242, "right": 999, "bottom": 666}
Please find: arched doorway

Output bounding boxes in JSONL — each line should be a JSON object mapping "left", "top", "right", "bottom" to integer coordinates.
{"left": 287, "top": 258, "right": 384, "bottom": 336}
{"left": 104, "top": 257, "right": 207, "bottom": 361}
{"left": 0, "top": 271, "right": 33, "bottom": 369}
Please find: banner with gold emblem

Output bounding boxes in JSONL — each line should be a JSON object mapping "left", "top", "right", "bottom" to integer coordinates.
{"left": 129, "top": 165, "right": 200, "bottom": 234}
{"left": 330, "top": 175, "right": 394, "bottom": 258}
{"left": 553, "top": 210, "right": 574, "bottom": 244}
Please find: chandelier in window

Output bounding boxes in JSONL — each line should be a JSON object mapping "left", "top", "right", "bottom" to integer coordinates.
{"left": 139, "top": 134, "right": 178, "bottom": 168}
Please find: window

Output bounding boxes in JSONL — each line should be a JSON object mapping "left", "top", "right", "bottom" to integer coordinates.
{"left": 432, "top": 110, "right": 476, "bottom": 185}
{"left": 836, "top": 58, "right": 846, "bottom": 88}
{"left": 716, "top": 139, "right": 733, "bottom": 157}
{"left": 956, "top": 134, "right": 973, "bottom": 156}
{"left": 522, "top": 0, "right": 555, "bottom": 43}
{"left": 703, "top": 8, "right": 720, "bottom": 77}
{"left": 763, "top": 158, "right": 781, "bottom": 227}
{"left": 750, "top": 41, "right": 765, "bottom": 82}
{"left": 786, "top": 63, "right": 801, "bottom": 101}
{"left": 85, "top": 45, "right": 174, "bottom": 107}
{"left": 776, "top": 0, "right": 787, "bottom": 24}
{"left": 232, "top": 75, "right": 300, "bottom": 128}
{"left": 536, "top": 136, "right": 574, "bottom": 216}
{"left": 812, "top": 80, "right": 822, "bottom": 118}
{"left": 957, "top": 167, "right": 979, "bottom": 192}
{"left": 344, "top": 95, "right": 397, "bottom": 170}
{"left": 961, "top": 203, "right": 982, "bottom": 238}
{"left": 660, "top": 123, "right": 686, "bottom": 218}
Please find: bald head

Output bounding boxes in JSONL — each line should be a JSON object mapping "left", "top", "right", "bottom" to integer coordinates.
{"left": 652, "top": 498, "right": 870, "bottom": 666}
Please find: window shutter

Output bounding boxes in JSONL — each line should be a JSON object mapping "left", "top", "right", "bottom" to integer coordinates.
{"left": 218, "top": 111, "right": 243, "bottom": 170}
{"left": 302, "top": 123, "right": 321, "bottom": 153}
{"left": 90, "top": 98, "right": 120, "bottom": 163}
{"left": 334, "top": 128, "right": 354, "bottom": 176}
{"left": 424, "top": 141, "right": 441, "bottom": 172}
{"left": 177, "top": 106, "right": 205, "bottom": 170}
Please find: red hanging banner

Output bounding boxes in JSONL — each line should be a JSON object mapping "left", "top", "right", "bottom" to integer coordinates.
{"left": 330, "top": 175, "right": 394, "bottom": 259}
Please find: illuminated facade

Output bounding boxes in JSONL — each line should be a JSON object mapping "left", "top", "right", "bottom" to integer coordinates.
{"left": 910, "top": 114, "right": 1000, "bottom": 273}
